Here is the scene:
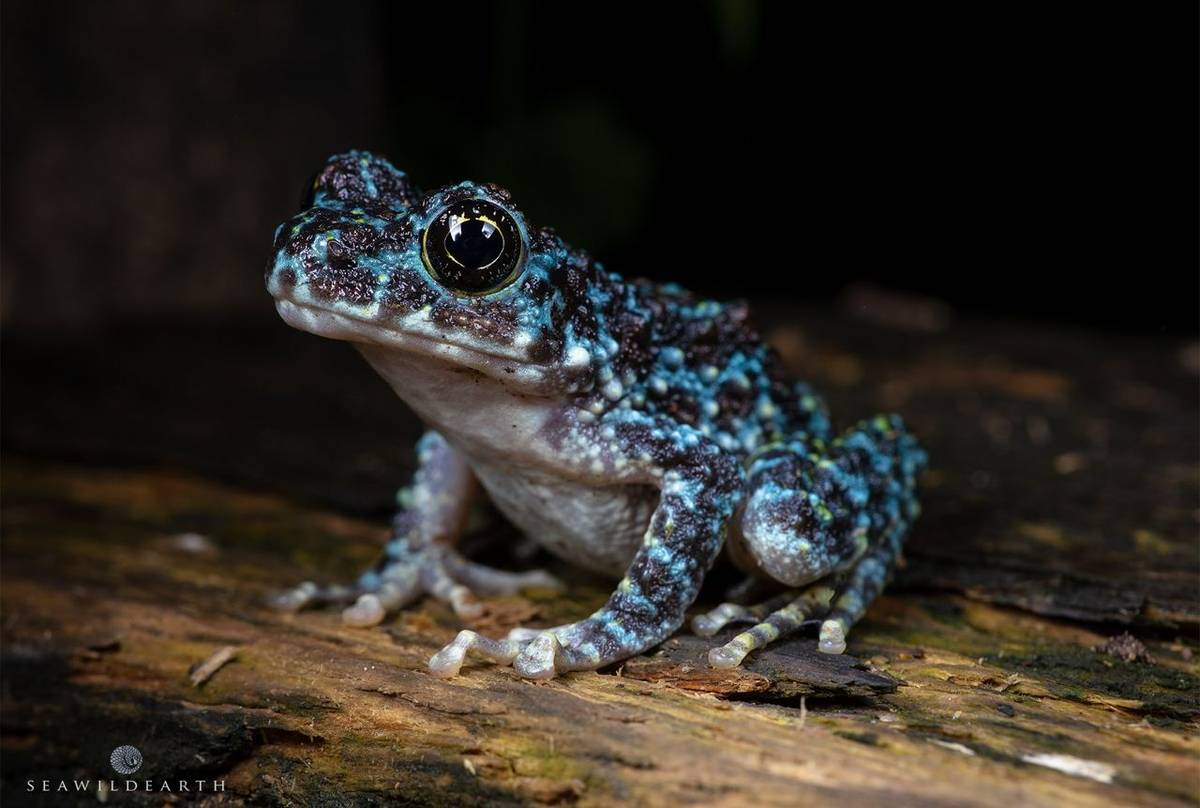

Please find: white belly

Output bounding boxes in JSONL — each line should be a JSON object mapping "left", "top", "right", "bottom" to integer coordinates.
{"left": 353, "top": 344, "right": 658, "bottom": 577}
{"left": 470, "top": 460, "right": 657, "bottom": 578}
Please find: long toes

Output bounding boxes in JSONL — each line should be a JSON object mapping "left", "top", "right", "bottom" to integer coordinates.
{"left": 707, "top": 630, "right": 763, "bottom": 669}
{"left": 428, "top": 630, "right": 475, "bottom": 678}
{"left": 272, "top": 565, "right": 405, "bottom": 617}
{"left": 419, "top": 555, "right": 487, "bottom": 619}
{"left": 506, "top": 626, "right": 547, "bottom": 642}
{"left": 342, "top": 594, "right": 386, "bottom": 627}
{"left": 270, "top": 581, "right": 357, "bottom": 612}
{"left": 513, "top": 632, "right": 563, "bottom": 680}
{"left": 708, "top": 641, "right": 751, "bottom": 669}
{"left": 376, "top": 560, "right": 421, "bottom": 594}
{"left": 691, "top": 603, "right": 750, "bottom": 637}
{"left": 514, "top": 570, "right": 565, "bottom": 592}
{"left": 704, "top": 587, "right": 835, "bottom": 668}
{"left": 447, "top": 585, "right": 485, "bottom": 620}
{"left": 269, "top": 581, "right": 320, "bottom": 613}
{"left": 427, "top": 629, "right": 525, "bottom": 678}
{"left": 441, "top": 551, "right": 564, "bottom": 596}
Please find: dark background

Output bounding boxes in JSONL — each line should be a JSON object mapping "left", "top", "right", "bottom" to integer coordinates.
{"left": 4, "top": 9, "right": 1199, "bottom": 803}
{"left": 2, "top": 1, "right": 1197, "bottom": 336}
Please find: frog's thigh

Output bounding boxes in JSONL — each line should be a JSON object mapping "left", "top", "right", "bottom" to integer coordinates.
{"left": 738, "top": 416, "right": 923, "bottom": 585}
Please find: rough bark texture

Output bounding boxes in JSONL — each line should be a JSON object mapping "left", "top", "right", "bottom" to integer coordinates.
{"left": 3, "top": 304, "right": 1198, "bottom": 806}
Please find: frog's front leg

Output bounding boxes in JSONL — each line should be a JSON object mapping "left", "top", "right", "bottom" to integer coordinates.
{"left": 429, "top": 419, "right": 743, "bottom": 679}
{"left": 272, "top": 430, "right": 559, "bottom": 625}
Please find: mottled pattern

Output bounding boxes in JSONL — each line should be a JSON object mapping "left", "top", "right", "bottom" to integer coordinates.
{"left": 266, "top": 150, "right": 927, "bottom": 678}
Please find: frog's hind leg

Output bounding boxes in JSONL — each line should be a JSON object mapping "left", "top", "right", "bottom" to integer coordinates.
{"left": 709, "top": 414, "right": 925, "bottom": 665}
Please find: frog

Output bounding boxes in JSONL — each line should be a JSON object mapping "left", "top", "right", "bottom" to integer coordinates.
{"left": 265, "top": 151, "right": 927, "bottom": 680}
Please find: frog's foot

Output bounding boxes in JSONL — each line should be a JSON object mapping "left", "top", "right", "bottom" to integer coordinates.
{"left": 269, "top": 556, "right": 425, "bottom": 625}
{"left": 428, "top": 630, "right": 525, "bottom": 677}
{"left": 271, "top": 543, "right": 561, "bottom": 628}
{"left": 429, "top": 611, "right": 671, "bottom": 681}
{"left": 704, "top": 585, "right": 836, "bottom": 668}
{"left": 427, "top": 624, "right": 568, "bottom": 679}
{"left": 506, "top": 608, "right": 694, "bottom": 680}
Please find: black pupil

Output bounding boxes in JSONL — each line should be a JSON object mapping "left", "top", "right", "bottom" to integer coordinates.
{"left": 422, "top": 200, "right": 523, "bottom": 294}
{"left": 445, "top": 217, "right": 503, "bottom": 269}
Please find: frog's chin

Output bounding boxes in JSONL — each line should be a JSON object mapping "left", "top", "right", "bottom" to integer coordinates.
{"left": 274, "top": 298, "right": 570, "bottom": 394}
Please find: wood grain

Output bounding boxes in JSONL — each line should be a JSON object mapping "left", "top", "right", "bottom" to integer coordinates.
{"left": 3, "top": 307, "right": 1197, "bottom": 805}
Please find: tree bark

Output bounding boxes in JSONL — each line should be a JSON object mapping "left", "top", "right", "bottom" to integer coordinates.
{"left": 3, "top": 305, "right": 1197, "bottom": 806}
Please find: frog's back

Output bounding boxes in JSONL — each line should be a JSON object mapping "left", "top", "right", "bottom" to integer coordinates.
{"left": 586, "top": 278, "right": 831, "bottom": 460}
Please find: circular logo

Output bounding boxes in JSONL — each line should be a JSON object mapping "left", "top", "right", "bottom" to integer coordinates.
{"left": 110, "top": 745, "right": 143, "bottom": 775}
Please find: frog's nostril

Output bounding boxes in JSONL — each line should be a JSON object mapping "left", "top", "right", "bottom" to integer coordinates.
{"left": 265, "top": 247, "right": 299, "bottom": 294}
{"left": 274, "top": 265, "right": 298, "bottom": 288}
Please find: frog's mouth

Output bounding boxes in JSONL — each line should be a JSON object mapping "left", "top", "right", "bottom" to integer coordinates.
{"left": 274, "top": 297, "right": 573, "bottom": 394}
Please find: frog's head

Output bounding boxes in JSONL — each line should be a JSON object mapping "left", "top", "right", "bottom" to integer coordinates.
{"left": 267, "top": 151, "right": 618, "bottom": 395}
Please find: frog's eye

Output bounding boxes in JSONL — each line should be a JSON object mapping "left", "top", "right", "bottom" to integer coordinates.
{"left": 421, "top": 200, "right": 525, "bottom": 296}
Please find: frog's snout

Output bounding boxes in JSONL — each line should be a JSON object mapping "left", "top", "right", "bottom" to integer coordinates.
{"left": 266, "top": 150, "right": 421, "bottom": 305}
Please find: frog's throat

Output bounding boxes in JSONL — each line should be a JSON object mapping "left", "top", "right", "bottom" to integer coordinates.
{"left": 274, "top": 298, "right": 563, "bottom": 391}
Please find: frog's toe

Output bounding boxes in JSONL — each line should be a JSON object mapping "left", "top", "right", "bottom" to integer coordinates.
{"left": 427, "top": 633, "right": 470, "bottom": 678}
{"left": 269, "top": 580, "right": 358, "bottom": 613}
{"left": 428, "top": 629, "right": 524, "bottom": 678}
{"left": 442, "top": 551, "right": 564, "bottom": 595}
{"left": 692, "top": 604, "right": 753, "bottom": 637}
{"left": 418, "top": 546, "right": 560, "bottom": 619}
{"left": 339, "top": 567, "right": 424, "bottom": 626}
{"left": 705, "top": 585, "right": 835, "bottom": 668}
{"left": 691, "top": 591, "right": 794, "bottom": 637}
{"left": 417, "top": 552, "right": 486, "bottom": 619}
{"left": 708, "top": 643, "right": 749, "bottom": 669}
{"left": 818, "top": 619, "right": 847, "bottom": 654}
{"left": 447, "top": 586, "right": 486, "bottom": 620}
{"left": 513, "top": 632, "right": 564, "bottom": 680}
{"left": 268, "top": 581, "right": 322, "bottom": 613}
{"left": 341, "top": 593, "right": 386, "bottom": 627}
{"left": 811, "top": 522, "right": 907, "bottom": 655}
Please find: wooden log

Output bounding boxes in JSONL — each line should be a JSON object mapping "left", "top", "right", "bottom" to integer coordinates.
{"left": 2, "top": 304, "right": 1197, "bottom": 805}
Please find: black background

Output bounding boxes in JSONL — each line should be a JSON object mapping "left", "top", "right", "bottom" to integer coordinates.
{"left": 2, "top": 1, "right": 1196, "bottom": 335}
